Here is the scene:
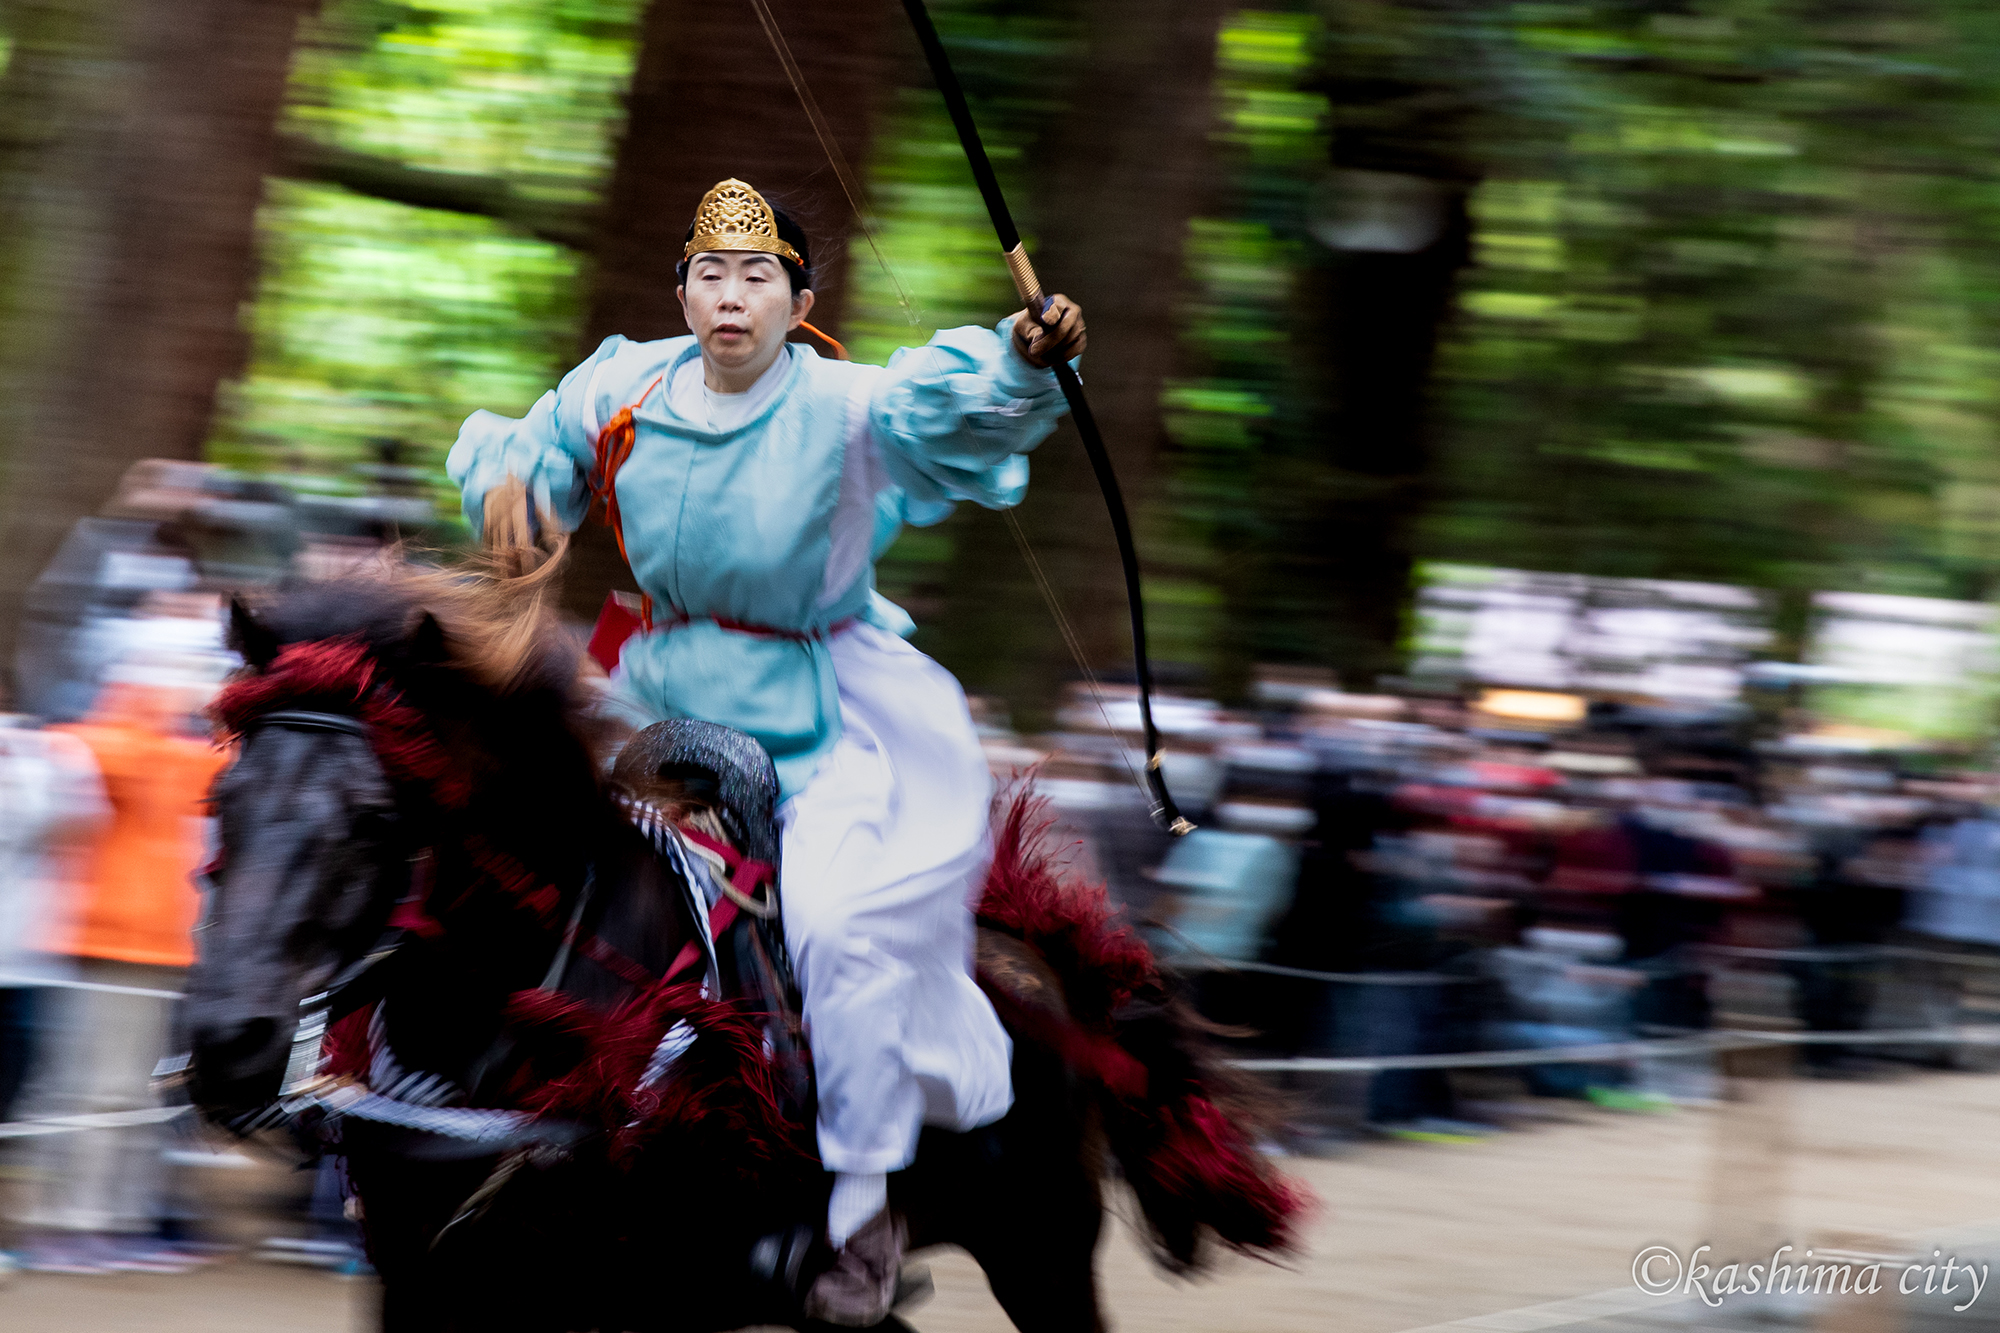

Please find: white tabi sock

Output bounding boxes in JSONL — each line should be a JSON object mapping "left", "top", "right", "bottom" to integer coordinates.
{"left": 827, "top": 1171, "right": 888, "bottom": 1250}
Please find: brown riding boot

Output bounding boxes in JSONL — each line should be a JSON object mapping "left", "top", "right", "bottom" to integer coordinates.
{"left": 803, "top": 1207, "right": 907, "bottom": 1327}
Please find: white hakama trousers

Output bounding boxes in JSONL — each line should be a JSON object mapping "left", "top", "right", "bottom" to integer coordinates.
{"left": 777, "top": 623, "right": 1015, "bottom": 1174}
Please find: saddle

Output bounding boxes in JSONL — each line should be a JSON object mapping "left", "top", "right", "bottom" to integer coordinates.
{"left": 609, "top": 718, "right": 812, "bottom": 1120}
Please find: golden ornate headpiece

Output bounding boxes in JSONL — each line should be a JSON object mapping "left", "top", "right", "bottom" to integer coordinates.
{"left": 682, "top": 178, "right": 803, "bottom": 267}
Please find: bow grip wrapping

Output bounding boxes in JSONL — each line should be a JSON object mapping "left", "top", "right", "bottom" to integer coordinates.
{"left": 1005, "top": 243, "right": 1046, "bottom": 311}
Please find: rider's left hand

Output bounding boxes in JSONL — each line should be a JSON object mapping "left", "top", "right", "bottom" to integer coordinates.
{"left": 1009, "top": 294, "right": 1086, "bottom": 369}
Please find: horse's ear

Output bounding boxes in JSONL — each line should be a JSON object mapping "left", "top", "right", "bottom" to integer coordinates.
{"left": 227, "top": 598, "right": 278, "bottom": 670}
{"left": 406, "top": 612, "right": 450, "bottom": 667}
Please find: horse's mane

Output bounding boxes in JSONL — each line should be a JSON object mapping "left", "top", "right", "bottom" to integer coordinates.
{"left": 241, "top": 541, "right": 582, "bottom": 703}
{"left": 371, "top": 541, "right": 577, "bottom": 697}
{"left": 219, "top": 541, "right": 613, "bottom": 839}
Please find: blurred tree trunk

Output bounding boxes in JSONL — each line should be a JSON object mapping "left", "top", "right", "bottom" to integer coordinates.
{"left": 0, "top": 0, "right": 313, "bottom": 689}
{"left": 561, "top": 0, "right": 887, "bottom": 622}
{"left": 923, "top": 0, "right": 1233, "bottom": 730}
{"left": 1247, "top": 48, "right": 1483, "bottom": 692}
{"left": 1286, "top": 186, "right": 1471, "bottom": 690}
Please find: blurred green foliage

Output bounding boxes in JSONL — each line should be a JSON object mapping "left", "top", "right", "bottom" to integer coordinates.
{"left": 209, "top": 0, "right": 641, "bottom": 503}
{"left": 290, "top": 0, "right": 635, "bottom": 192}
{"left": 208, "top": 181, "right": 581, "bottom": 495}
{"left": 1158, "top": 11, "right": 1328, "bottom": 678}
{"left": 1399, "top": 0, "right": 2000, "bottom": 604}
{"left": 206, "top": 0, "right": 2000, "bottom": 704}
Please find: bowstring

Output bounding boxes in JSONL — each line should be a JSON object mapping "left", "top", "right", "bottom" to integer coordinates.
{"left": 746, "top": 0, "right": 919, "bottom": 327}
{"left": 750, "top": 0, "right": 1157, "bottom": 807}
{"left": 1000, "top": 510, "right": 1152, "bottom": 799}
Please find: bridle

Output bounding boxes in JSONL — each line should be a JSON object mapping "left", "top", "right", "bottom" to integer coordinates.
{"left": 209, "top": 703, "right": 584, "bottom": 1158}
{"left": 245, "top": 709, "right": 373, "bottom": 741}
{"left": 235, "top": 707, "right": 410, "bottom": 1109}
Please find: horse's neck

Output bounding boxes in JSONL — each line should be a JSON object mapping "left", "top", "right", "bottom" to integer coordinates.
{"left": 563, "top": 829, "right": 696, "bottom": 1002}
{"left": 366, "top": 803, "right": 591, "bottom": 1094}
{"left": 373, "top": 810, "right": 694, "bottom": 1098}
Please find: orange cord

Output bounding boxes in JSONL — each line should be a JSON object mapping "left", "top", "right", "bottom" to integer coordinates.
{"left": 798, "top": 320, "right": 848, "bottom": 360}
{"left": 588, "top": 374, "right": 665, "bottom": 631}
{"left": 588, "top": 326, "right": 843, "bottom": 635}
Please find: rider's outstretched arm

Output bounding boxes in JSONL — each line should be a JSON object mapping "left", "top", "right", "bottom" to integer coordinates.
{"left": 447, "top": 334, "right": 629, "bottom": 537}
{"left": 868, "top": 316, "right": 1076, "bottom": 515}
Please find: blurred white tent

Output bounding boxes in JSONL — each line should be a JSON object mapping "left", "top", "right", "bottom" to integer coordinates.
{"left": 1411, "top": 563, "right": 1770, "bottom": 703}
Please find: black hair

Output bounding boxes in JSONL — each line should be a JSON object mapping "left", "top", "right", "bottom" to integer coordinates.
{"left": 676, "top": 197, "right": 814, "bottom": 294}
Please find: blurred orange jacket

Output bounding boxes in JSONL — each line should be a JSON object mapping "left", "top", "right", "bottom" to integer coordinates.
{"left": 49, "top": 685, "right": 229, "bottom": 967}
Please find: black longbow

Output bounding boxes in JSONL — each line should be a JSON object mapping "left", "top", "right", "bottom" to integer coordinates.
{"left": 897, "top": 0, "right": 1193, "bottom": 836}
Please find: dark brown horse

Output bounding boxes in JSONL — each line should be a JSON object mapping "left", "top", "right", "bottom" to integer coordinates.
{"left": 182, "top": 561, "right": 1299, "bottom": 1332}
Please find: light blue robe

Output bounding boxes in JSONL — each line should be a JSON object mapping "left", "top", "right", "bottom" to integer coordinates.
{"left": 447, "top": 322, "right": 1069, "bottom": 795}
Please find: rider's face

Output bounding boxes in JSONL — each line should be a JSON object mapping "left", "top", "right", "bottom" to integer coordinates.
{"left": 678, "top": 251, "right": 814, "bottom": 386}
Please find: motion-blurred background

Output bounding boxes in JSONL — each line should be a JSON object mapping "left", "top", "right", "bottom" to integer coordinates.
{"left": 15, "top": 0, "right": 2000, "bottom": 1329}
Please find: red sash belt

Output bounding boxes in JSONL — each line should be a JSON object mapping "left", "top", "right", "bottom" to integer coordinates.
{"left": 666, "top": 612, "right": 856, "bottom": 643}
{"left": 587, "top": 593, "right": 857, "bottom": 673}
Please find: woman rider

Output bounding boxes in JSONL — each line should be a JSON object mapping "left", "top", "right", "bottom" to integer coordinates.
{"left": 447, "top": 178, "right": 1085, "bottom": 1325}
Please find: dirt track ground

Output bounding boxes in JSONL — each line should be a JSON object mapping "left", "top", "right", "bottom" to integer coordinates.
{"left": 9, "top": 1067, "right": 2000, "bottom": 1333}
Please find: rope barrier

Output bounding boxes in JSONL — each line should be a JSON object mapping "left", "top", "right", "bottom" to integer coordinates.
{"left": 7, "top": 942, "right": 2000, "bottom": 1116}
{"left": 1701, "top": 942, "right": 2000, "bottom": 970}
{"left": 10, "top": 940, "right": 1991, "bottom": 1001}
{"left": 1698, "top": 943, "right": 1879, "bottom": 963}
{"left": 1230, "top": 1034, "right": 1726, "bottom": 1073}
{"left": 0, "top": 972, "right": 185, "bottom": 1000}
{"left": 1164, "top": 936, "right": 2000, "bottom": 986}
{"left": 0, "top": 1106, "right": 189, "bottom": 1140}
{"left": 1167, "top": 957, "right": 1485, "bottom": 985}
{"left": 1227, "top": 1022, "right": 2000, "bottom": 1074}
{"left": 1, "top": 1023, "right": 1996, "bottom": 1136}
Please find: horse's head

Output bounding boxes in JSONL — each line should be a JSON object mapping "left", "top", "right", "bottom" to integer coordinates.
{"left": 185, "top": 568, "right": 590, "bottom": 1114}
{"left": 183, "top": 586, "right": 438, "bottom": 1111}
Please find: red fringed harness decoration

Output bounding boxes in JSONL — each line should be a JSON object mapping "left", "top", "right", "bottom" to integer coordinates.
{"left": 216, "top": 642, "right": 1302, "bottom": 1259}
{"left": 974, "top": 788, "right": 1311, "bottom": 1262}
{"left": 213, "top": 639, "right": 473, "bottom": 809}
{"left": 212, "top": 638, "right": 806, "bottom": 1176}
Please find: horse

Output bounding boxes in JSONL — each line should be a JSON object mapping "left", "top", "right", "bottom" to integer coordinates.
{"left": 181, "top": 557, "right": 1301, "bottom": 1332}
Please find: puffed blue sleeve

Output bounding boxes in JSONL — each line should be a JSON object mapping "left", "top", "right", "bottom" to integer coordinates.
{"left": 447, "top": 335, "right": 626, "bottom": 534}
{"left": 868, "top": 316, "right": 1071, "bottom": 512}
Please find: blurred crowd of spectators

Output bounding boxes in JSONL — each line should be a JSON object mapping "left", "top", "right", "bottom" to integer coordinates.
{"left": 0, "top": 458, "right": 419, "bottom": 1278}
{"left": 997, "top": 676, "right": 2000, "bottom": 1145}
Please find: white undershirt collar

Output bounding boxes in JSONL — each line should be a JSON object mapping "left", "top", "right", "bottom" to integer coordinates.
{"left": 668, "top": 345, "right": 794, "bottom": 434}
